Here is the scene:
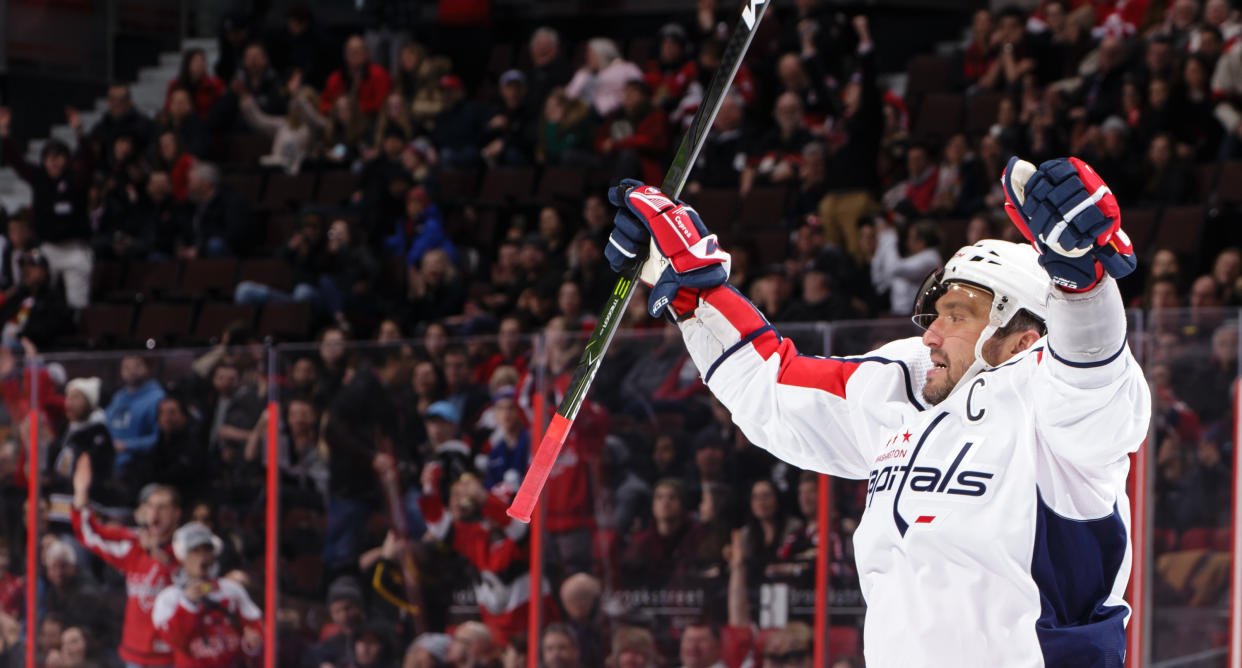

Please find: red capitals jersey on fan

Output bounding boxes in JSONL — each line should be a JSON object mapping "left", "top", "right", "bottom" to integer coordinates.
{"left": 152, "top": 578, "right": 262, "bottom": 668}
{"left": 542, "top": 398, "right": 608, "bottom": 532}
{"left": 72, "top": 507, "right": 178, "bottom": 666}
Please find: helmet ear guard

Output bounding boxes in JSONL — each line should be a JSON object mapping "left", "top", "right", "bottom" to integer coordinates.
{"left": 910, "top": 239, "right": 1051, "bottom": 399}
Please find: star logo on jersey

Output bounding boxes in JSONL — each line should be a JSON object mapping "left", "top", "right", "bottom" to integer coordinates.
{"left": 902, "top": 431, "right": 911, "bottom": 443}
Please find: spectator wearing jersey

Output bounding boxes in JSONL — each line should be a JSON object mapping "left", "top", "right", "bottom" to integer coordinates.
{"left": 741, "top": 92, "right": 813, "bottom": 196}
{"left": 152, "top": 523, "right": 262, "bottom": 668}
{"left": 107, "top": 356, "right": 166, "bottom": 476}
{"left": 643, "top": 23, "right": 696, "bottom": 110}
{"left": 71, "top": 457, "right": 180, "bottom": 668}
{"left": 321, "top": 35, "right": 392, "bottom": 116}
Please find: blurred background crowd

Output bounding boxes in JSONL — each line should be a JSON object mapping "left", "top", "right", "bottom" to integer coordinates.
{"left": 0, "top": 0, "right": 1238, "bottom": 665}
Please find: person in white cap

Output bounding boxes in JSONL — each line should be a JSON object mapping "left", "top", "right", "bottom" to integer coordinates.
{"left": 604, "top": 150, "right": 1149, "bottom": 666}
{"left": 151, "top": 522, "right": 261, "bottom": 668}
{"left": 47, "top": 377, "right": 117, "bottom": 506}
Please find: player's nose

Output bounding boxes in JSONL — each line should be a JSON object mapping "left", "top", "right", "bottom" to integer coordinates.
{"left": 922, "top": 321, "right": 943, "bottom": 348}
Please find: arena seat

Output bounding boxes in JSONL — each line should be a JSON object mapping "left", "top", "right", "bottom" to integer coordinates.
{"left": 1179, "top": 527, "right": 1213, "bottom": 551}
{"left": 115, "top": 260, "right": 181, "bottom": 300}
{"left": 537, "top": 165, "right": 589, "bottom": 204}
{"left": 1152, "top": 205, "right": 1205, "bottom": 259}
{"left": 965, "top": 91, "right": 1005, "bottom": 138}
{"left": 1211, "top": 527, "right": 1232, "bottom": 552}
{"left": 315, "top": 170, "right": 358, "bottom": 206}
{"left": 436, "top": 168, "right": 481, "bottom": 204}
{"left": 90, "top": 259, "right": 125, "bottom": 301}
{"left": 79, "top": 303, "right": 135, "bottom": 347}
{"left": 263, "top": 172, "right": 316, "bottom": 211}
{"left": 179, "top": 257, "right": 239, "bottom": 297}
{"left": 257, "top": 301, "right": 312, "bottom": 340}
{"left": 193, "top": 303, "right": 257, "bottom": 342}
{"left": 222, "top": 172, "right": 264, "bottom": 206}
{"left": 1121, "top": 208, "right": 1158, "bottom": 253}
{"left": 738, "top": 187, "right": 790, "bottom": 230}
{"left": 685, "top": 189, "right": 740, "bottom": 228}
{"left": 479, "top": 167, "right": 537, "bottom": 206}
{"left": 132, "top": 302, "right": 194, "bottom": 345}
{"left": 912, "top": 93, "right": 964, "bottom": 143}
{"left": 829, "top": 626, "right": 861, "bottom": 659}
{"left": 1217, "top": 161, "right": 1242, "bottom": 205}
{"left": 905, "top": 54, "right": 954, "bottom": 99}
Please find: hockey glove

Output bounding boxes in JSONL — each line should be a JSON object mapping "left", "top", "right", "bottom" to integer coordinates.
{"left": 604, "top": 179, "right": 731, "bottom": 318}
{"left": 1001, "top": 156, "right": 1136, "bottom": 292}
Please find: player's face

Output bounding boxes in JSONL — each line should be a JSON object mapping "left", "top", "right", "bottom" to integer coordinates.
{"left": 921, "top": 283, "right": 992, "bottom": 405}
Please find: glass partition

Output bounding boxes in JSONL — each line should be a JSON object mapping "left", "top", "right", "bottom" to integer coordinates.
{"left": 6, "top": 304, "right": 1236, "bottom": 666}
{"left": 1145, "top": 307, "right": 1235, "bottom": 666}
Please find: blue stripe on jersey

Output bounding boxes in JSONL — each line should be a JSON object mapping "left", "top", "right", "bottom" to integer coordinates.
{"left": 704, "top": 325, "right": 774, "bottom": 383}
{"left": 1031, "top": 491, "right": 1128, "bottom": 668}
{"left": 1046, "top": 342, "right": 1126, "bottom": 369}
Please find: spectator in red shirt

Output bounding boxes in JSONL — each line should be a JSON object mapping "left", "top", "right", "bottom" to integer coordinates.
{"left": 643, "top": 23, "right": 696, "bottom": 110}
{"left": 164, "top": 49, "right": 225, "bottom": 120}
{"left": 70, "top": 456, "right": 181, "bottom": 668}
{"left": 151, "top": 523, "right": 261, "bottom": 668}
{"left": 620, "top": 479, "right": 706, "bottom": 586}
{"left": 321, "top": 35, "right": 392, "bottom": 116}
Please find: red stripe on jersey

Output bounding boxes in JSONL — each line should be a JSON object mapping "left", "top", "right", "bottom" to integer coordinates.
{"left": 915, "top": 515, "right": 936, "bottom": 524}
{"left": 702, "top": 285, "right": 861, "bottom": 398}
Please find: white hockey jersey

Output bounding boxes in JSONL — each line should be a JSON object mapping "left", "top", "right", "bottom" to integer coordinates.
{"left": 677, "top": 277, "right": 1149, "bottom": 667}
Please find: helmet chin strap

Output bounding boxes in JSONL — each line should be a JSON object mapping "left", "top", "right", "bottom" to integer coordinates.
{"left": 945, "top": 322, "right": 999, "bottom": 400}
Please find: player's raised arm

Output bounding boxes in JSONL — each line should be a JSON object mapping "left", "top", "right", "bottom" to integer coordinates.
{"left": 605, "top": 180, "right": 924, "bottom": 478}
{"left": 1001, "top": 156, "right": 1151, "bottom": 468}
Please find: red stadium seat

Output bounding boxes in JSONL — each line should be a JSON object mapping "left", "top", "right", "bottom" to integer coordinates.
{"left": 1180, "top": 527, "right": 1213, "bottom": 551}
{"left": 1152, "top": 205, "right": 1205, "bottom": 259}
{"left": 906, "top": 54, "right": 953, "bottom": 98}
{"left": 79, "top": 304, "right": 135, "bottom": 347}
{"left": 537, "top": 165, "right": 589, "bottom": 203}
{"left": 1153, "top": 528, "right": 1178, "bottom": 554}
{"left": 912, "top": 93, "right": 964, "bottom": 143}
{"left": 479, "top": 167, "right": 537, "bottom": 206}
{"left": 316, "top": 170, "right": 357, "bottom": 206}
{"left": 263, "top": 172, "right": 316, "bottom": 210}
{"left": 1218, "top": 161, "right": 1242, "bottom": 205}
{"left": 965, "top": 91, "right": 1006, "bottom": 138}
{"left": 829, "top": 626, "right": 861, "bottom": 659}
{"left": 685, "top": 189, "right": 739, "bottom": 228}
{"left": 1122, "top": 208, "right": 1158, "bottom": 253}
{"left": 257, "top": 302, "right": 312, "bottom": 340}
{"left": 1212, "top": 527, "right": 1232, "bottom": 552}
{"left": 738, "top": 187, "right": 790, "bottom": 230}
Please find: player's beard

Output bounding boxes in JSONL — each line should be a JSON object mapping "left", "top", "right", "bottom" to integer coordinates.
{"left": 922, "top": 358, "right": 959, "bottom": 406}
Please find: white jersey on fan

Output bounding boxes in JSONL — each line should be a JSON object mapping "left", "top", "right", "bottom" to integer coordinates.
{"left": 676, "top": 275, "right": 1148, "bottom": 667}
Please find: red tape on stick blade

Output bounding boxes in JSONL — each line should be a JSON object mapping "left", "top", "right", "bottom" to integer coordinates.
{"left": 507, "top": 414, "right": 573, "bottom": 522}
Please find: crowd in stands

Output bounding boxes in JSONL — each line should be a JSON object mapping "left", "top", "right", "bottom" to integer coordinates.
{"left": 0, "top": 0, "right": 1240, "bottom": 664}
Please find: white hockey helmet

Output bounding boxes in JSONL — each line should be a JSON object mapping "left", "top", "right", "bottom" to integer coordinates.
{"left": 913, "top": 239, "right": 1050, "bottom": 334}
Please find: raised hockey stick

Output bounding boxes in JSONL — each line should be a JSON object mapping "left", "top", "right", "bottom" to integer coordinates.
{"left": 508, "top": 0, "right": 773, "bottom": 522}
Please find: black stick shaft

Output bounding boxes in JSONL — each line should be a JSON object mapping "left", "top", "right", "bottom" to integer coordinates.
{"left": 555, "top": 0, "right": 772, "bottom": 423}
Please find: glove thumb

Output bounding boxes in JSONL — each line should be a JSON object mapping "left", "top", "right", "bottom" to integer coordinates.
{"left": 1002, "top": 156, "right": 1037, "bottom": 207}
{"left": 608, "top": 178, "right": 646, "bottom": 208}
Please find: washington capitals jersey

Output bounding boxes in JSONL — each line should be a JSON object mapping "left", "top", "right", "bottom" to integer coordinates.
{"left": 677, "top": 277, "right": 1149, "bottom": 667}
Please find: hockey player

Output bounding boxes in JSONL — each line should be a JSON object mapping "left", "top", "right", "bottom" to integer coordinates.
{"left": 151, "top": 522, "right": 262, "bottom": 668}
{"left": 603, "top": 155, "right": 1150, "bottom": 666}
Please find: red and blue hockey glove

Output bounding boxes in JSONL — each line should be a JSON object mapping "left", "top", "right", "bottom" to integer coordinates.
{"left": 1001, "top": 156, "right": 1136, "bottom": 292}
{"left": 605, "top": 179, "right": 731, "bottom": 318}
